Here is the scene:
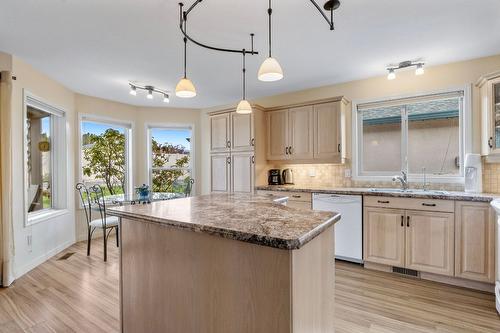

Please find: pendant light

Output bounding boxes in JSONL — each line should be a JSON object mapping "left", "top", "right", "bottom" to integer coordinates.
{"left": 176, "top": 19, "right": 197, "bottom": 98}
{"left": 236, "top": 50, "right": 252, "bottom": 114}
{"left": 258, "top": 0, "right": 283, "bottom": 82}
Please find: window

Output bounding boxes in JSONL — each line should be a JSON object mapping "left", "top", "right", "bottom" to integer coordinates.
{"left": 148, "top": 127, "right": 193, "bottom": 194}
{"left": 24, "top": 91, "right": 67, "bottom": 225}
{"left": 355, "top": 90, "right": 467, "bottom": 181}
{"left": 80, "top": 117, "right": 132, "bottom": 197}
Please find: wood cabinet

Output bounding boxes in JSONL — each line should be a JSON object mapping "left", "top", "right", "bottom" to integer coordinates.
{"left": 314, "top": 102, "right": 341, "bottom": 160}
{"left": 211, "top": 153, "right": 230, "bottom": 193}
{"left": 231, "top": 151, "right": 255, "bottom": 193}
{"left": 405, "top": 210, "right": 454, "bottom": 276}
{"left": 231, "top": 112, "right": 254, "bottom": 151}
{"left": 266, "top": 97, "right": 349, "bottom": 163}
{"left": 267, "top": 110, "right": 289, "bottom": 160}
{"left": 455, "top": 201, "right": 495, "bottom": 283}
{"left": 363, "top": 207, "right": 405, "bottom": 267}
{"left": 477, "top": 72, "right": 500, "bottom": 156}
{"left": 289, "top": 106, "right": 314, "bottom": 160}
{"left": 210, "top": 113, "right": 230, "bottom": 152}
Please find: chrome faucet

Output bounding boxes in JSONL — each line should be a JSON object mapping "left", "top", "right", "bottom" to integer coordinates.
{"left": 392, "top": 171, "right": 409, "bottom": 190}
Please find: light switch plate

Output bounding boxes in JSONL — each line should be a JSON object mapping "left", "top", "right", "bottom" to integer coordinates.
{"left": 344, "top": 169, "right": 352, "bottom": 178}
{"left": 308, "top": 169, "right": 316, "bottom": 177}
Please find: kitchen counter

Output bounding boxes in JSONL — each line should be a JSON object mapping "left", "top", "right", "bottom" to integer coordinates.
{"left": 256, "top": 185, "right": 499, "bottom": 202}
{"left": 107, "top": 193, "right": 339, "bottom": 250}
{"left": 109, "top": 193, "right": 337, "bottom": 332}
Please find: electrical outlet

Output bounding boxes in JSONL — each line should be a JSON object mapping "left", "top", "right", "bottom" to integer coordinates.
{"left": 344, "top": 169, "right": 352, "bottom": 178}
{"left": 27, "top": 234, "right": 32, "bottom": 252}
{"left": 308, "top": 169, "right": 316, "bottom": 177}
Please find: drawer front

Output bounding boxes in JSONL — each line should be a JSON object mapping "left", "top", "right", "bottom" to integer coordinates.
{"left": 256, "top": 190, "right": 312, "bottom": 202}
{"left": 364, "top": 196, "right": 454, "bottom": 212}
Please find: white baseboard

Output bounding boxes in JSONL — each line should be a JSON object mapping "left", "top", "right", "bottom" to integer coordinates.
{"left": 15, "top": 239, "right": 75, "bottom": 279}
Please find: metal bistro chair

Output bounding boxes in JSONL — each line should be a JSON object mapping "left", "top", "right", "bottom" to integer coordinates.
{"left": 172, "top": 178, "right": 194, "bottom": 197}
{"left": 76, "top": 183, "right": 119, "bottom": 262}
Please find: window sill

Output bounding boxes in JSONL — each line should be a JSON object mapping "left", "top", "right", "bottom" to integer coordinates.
{"left": 27, "top": 209, "right": 69, "bottom": 227}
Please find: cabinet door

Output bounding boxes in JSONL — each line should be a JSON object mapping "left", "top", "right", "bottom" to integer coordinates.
{"left": 289, "top": 106, "right": 314, "bottom": 160}
{"left": 492, "top": 80, "right": 500, "bottom": 153}
{"left": 455, "top": 202, "right": 495, "bottom": 283}
{"left": 210, "top": 114, "right": 230, "bottom": 152}
{"left": 363, "top": 207, "right": 405, "bottom": 267}
{"left": 211, "top": 154, "right": 230, "bottom": 193}
{"left": 405, "top": 210, "right": 454, "bottom": 276}
{"left": 231, "top": 152, "right": 254, "bottom": 193}
{"left": 267, "top": 110, "right": 289, "bottom": 160}
{"left": 314, "top": 102, "right": 341, "bottom": 160}
{"left": 231, "top": 113, "right": 254, "bottom": 151}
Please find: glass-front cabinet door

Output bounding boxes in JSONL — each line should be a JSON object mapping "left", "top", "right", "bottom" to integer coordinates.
{"left": 479, "top": 74, "right": 500, "bottom": 156}
{"left": 494, "top": 82, "right": 500, "bottom": 150}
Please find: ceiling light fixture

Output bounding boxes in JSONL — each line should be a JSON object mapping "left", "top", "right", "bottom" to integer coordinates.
{"left": 237, "top": 50, "right": 252, "bottom": 114}
{"left": 177, "top": 0, "right": 340, "bottom": 108}
{"left": 386, "top": 60, "right": 425, "bottom": 80}
{"left": 258, "top": 0, "right": 283, "bottom": 82}
{"left": 128, "top": 82, "right": 169, "bottom": 102}
{"left": 175, "top": 13, "right": 196, "bottom": 98}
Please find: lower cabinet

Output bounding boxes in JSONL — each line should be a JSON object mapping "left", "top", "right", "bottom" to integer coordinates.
{"left": 211, "top": 153, "right": 231, "bottom": 193}
{"left": 455, "top": 201, "right": 495, "bottom": 283}
{"left": 363, "top": 207, "right": 405, "bottom": 267}
{"left": 405, "top": 210, "right": 454, "bottom": 276}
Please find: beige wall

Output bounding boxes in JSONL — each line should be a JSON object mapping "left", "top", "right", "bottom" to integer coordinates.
{"left": 9, "top": 56, "right": 76, "bottom": 278}
{"left": 200, "top": 54, "right": 500, "bottom": 193}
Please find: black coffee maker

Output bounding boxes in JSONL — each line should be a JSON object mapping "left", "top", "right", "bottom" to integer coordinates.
{"left": 268, "top": 169, "right": 282, "bottom": 185}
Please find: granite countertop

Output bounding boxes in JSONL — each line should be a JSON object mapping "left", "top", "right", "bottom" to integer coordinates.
{"left": 107, "top": 193, "right": 340, "bottom": 250}
{"left": 255, "top": 185, "right": 499, "bottom": 203}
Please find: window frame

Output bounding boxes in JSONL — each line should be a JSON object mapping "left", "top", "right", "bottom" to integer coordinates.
{"left": 146, "top": 123, "right": 195, "bottom": 194}
{"left": 78, "top": 114, "right": 134, "bottom": 201}
{"left": 23, "top": 90, "right": 68, "bottom": 226}
{"left": 352, "top": 86, "right": 472, "bottom": 184}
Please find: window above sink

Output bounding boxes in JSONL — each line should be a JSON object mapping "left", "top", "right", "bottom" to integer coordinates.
{"left": 352, "top": 88, "right": 471, "bottom": 184}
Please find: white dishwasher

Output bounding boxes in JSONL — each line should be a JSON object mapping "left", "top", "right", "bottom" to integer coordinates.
{"left": 313, "top": 193, "right": 363, "bottom": 263}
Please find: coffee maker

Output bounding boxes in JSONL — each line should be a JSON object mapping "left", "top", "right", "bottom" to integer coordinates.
{"left": 268, "top": 169, "right": 282, "bottom": 185}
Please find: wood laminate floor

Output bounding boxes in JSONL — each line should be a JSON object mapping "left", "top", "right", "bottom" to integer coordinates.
{"left": 0, "top": 238, "right": 499, "bottom": 333}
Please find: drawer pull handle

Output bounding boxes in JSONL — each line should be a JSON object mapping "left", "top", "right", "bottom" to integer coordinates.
{"left": 377, "top": 200, "right": 390, "bottom": 204}
{"left": 407, "top": 216, "right": 410, "bottom": 227}
{"left": 400, "top": 215, "right": 404, "bottom": 227}
{"left": 422, "top": 203, "right": 436, "bottom": 207}
{"left": 292, "top": 195, "right": 301, "bottom": 198}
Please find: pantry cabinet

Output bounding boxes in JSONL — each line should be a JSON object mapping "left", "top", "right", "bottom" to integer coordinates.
{"left": 211, "top": 153, "right": 231, "bottom": 193}
{"left": 266, "top": 98, "right": 349, "bottom": 163}
{"left": 231, "top": 151, "right": 255, "bottom": 193}
{"left": 455, "top": 201, "right": 495, "bottom": 283}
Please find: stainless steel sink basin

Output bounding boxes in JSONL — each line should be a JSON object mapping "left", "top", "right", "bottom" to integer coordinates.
{"left": 368, "top": 188, "right": 449, "bottom": 195}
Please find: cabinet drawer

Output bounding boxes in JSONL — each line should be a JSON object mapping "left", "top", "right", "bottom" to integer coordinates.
{"left": 364, "top": 196, "right": 454, "bottom": 212}
{"left": 256, "top": 190, "right": 311, "bottom": 202}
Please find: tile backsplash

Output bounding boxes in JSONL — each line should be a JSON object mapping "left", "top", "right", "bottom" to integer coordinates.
{"left": 482, "top": 160, "right": 500, "bottom": 193}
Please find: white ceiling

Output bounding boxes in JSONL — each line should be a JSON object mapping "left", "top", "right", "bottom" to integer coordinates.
{"left": 1, "top": 0, "right": 500, "bottom": 108}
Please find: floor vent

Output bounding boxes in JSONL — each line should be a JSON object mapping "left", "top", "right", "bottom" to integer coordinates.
{"left": 57, "top": 252, "right": 75, "bottom": 261}
{"left": 392, "top": 266, "right": 418, "bottom": 277}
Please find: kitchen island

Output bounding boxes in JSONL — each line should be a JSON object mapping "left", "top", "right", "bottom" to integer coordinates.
{"left": 107, "top": 193, "right": 340, "bottom": 333}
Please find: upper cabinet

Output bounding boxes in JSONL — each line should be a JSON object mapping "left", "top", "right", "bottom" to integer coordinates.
{"left": 266, "top": 98, "right": 349, "bottom": 163}
{"left": 210, "top": 113, "right": 230, "bottom": 152}
{"left": 211, "top": 112, "right": 255, "bottom": 153}
{"left": 478, "top": 72, "right": 500, "bottom": 156}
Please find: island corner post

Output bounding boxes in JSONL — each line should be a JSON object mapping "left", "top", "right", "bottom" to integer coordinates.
{"left": 109, "top": 194, "right": 338, "bottom": 333}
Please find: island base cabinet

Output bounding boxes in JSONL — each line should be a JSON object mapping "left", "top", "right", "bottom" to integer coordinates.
{"left": 120, "top": 219, "right": 335, "bottom": 333}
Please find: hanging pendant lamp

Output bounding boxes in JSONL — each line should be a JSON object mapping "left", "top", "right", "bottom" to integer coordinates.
{"left": 237, "top": 50, "right": 252, "bottom": 114}
{"left": 258, "top": 0, "right": 283, "bottom": 82}
{"left": 176, "top": 19, "right": 197, "bottom": 98}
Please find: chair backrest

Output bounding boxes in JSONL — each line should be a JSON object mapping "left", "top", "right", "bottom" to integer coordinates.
{"left": 185, "top": 178, "right": 194, "bottom": 197}
{"left": 90, "top": 185, "right": 108, "bottom": 228}
{"left": 76, "top": 183, "right": 92, "bottom": 226}
{"left": 172, "top": 178, "right": 194, "bottom": 197}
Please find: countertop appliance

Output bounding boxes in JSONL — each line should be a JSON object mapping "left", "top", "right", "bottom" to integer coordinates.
{"left": 313, "top": 193, "right": 362, "bottom": 263}
{"left": 268, "top": 169, "right": 282, "bottom": 185}
{"left": 464, "top": 153, "right": 482, "bottom": 193}
{"left": 282, "top": 169, "right": 294, "bottom": 184}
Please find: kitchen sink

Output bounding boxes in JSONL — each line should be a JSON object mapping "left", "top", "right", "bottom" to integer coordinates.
{"left": 368, "top": 188, "right": 449, "bottom": 195}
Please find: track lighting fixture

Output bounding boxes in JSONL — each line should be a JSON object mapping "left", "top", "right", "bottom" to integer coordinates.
{"left": 176, "top": 0, "right": 340, "bottom": 106}
{"left": 128, "top": 82, "right": 169, "bottom": 103}
{"left": 386, "top": 60, "right": 425, "bottom": 80}
{"left": 258, "top": 0, "right": 283, "bottom": 82}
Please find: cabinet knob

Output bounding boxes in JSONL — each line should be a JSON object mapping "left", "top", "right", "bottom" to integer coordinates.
{"left": 289, "top": 146, "right": 293, "bottom": 154}
{"left": 251, "top": 155, "right": 255, "bottom": 164}
{"left": 488, "top": 137, "right": 493, "bottom": 149}
{"left": 338, "top": 144, "right": 341, "bottom": 153}
{"left": 285, "top": 147, "right": 289, "bottom": 155}
{"left": 401, "top": 215, "right": 404, "bottom": 227}
{"left": 406, "top": 216, "right": 410, "bottom": 227}
{"left": 227, "top": 157, "right": 231, "bottom": 164}
{"left": 251, "top": 138, "right": 255, "bottom": 146}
